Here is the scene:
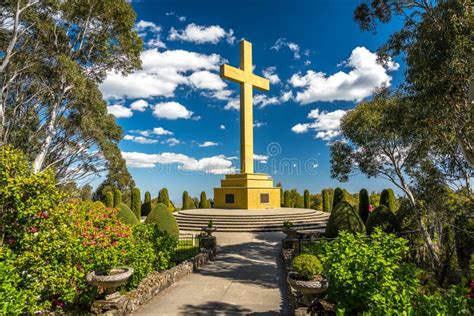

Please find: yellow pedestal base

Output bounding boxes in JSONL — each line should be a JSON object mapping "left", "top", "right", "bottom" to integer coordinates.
{"left": 214, "top": 173, "right": 281, "bottom": 209}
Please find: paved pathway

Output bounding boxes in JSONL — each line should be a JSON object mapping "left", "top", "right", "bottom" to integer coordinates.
{"left": 133, "top": 232, "right": 290, "bottom": 315}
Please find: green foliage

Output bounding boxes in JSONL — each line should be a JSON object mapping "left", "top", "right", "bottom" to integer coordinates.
{"left": 303, "top": 189, "right": 310, "bottom": 209}
{"left": 145, "top": 203, "right": 180, "bottom": 239}
{"left": 366, "top": 205, "right": 401, "bottom": 235}
{"left": 332, "top": 187, "right": 347, "bottom": 209}
{"left": 131, "top": 187, "right": 141, "bottom": 220}
{"left": 325, "top": 201, "right": 365, "bottom": 238}
{"left": 0, "top": 247, "right": 33, "bottom": 313}
{"left": 276, "top": 182, "right": 283, "bottom": 206}
{"left": 104, "top": 191, "right": 114, "bottom": 208}
{"left": 412, "top": 284, "right": 473, "bottom": 316}
{"left": 292, "top": 254, "right": 323, "bottom": 280}
{"left": 199, "top": 191, "right": 210, "bottom": 208}
{"left": 117, "top": 203, "right": 139, "bottom": 225}
{"left": 141, "top": 191, "right": 152, "bottom": 216}
{"left": 283, "top": 190, "right": 291, "bottom": 207}
{"left": 380, "top": 188, "right": 396, "bottom": 212}
{"left": 0, "top": 146, "right": 62, "bottom": 248}
{"left": 113, "top": 188, "right": 122, "bottom": 207}
{"left": 283, "top": 220, "right": 294, "bottom": 229}
{"left": 157, "top": 188, "right": 174, "bottom": 211}
{"left": 321, "top": 230, "right": 419, "bottom": 314}
{"left": 182, "top": 191, "right": 189, "bottom": 210}
{"left": 322, "top": 189, "right": 331, "bottom": 212}
{"left": 358, "top": 188, "right": 370, "bottom": 223}
{"left": 454, "top": 212, "right": 474, "bottom": 272}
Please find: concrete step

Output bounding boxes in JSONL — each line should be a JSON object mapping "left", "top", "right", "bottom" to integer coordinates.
{"left": 177, "top": 223, "right": 326, "bottom": 233}
{"left": 174, "top": 215, "right": 328, "bottom": 224}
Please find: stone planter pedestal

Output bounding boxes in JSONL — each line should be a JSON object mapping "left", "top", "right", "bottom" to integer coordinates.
{"left": 199, "top": 235, "right": 217, "bottom": 260}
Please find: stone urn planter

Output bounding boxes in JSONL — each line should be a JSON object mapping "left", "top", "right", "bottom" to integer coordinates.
{"left": 287, "top": 272, "right": 328, "bottom": 295}
{"left": 201, "top": 226, "right": 217, "bottom": 236}
{"left": 87, "top": 267, "right": 134, "bottom": 300}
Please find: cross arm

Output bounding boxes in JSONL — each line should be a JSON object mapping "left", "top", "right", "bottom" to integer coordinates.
{"left": 220, "top": 64, "right": 245, "bottom": 84}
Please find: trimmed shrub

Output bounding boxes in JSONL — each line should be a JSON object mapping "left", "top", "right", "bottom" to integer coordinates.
{"left": 141, "top": 191, "right": 152, "bottom": 216}
{"left": 380, "top": 188, "right": 396, "bottom": 212}
{"left": 292, "top": 254, "right": 323, "bottom": 280}
{"left": 158, "top": 188, "right": 174, "bottom": 211}
{"left": 366, "top": 205, "right": 400, "bottom": 235}
{"left": 304, "top": 189, "right": 310, "bottom": 209}
{"left": 104, "top": 191, "right": 114, "bottom": 207}
{"left": 283, "top": 190, "right": 291, "bottom": 207}
{"left": 322, "top": 189, "right": 331, "bottom": 212}
{"left": 182, "top": 191, "right": 189, "bottom": 210}
{"left": 117, "top": 203, "right": 139, "bottom": 225}
{"left": 332, "top": 187, "right": 347, "bottom": 209}
{"left": 130, "top": 187, "right": 141, "bottom": 220}
{"left": 375, "top": 204, "right": 396, "bottom": 232}
{"left": 325, "top": 201, "right": 365, "bottom": 238}
{"left": 145, "top": 203, "right": 180, "bottom": 238}
{"left": 358, "top": 188, "right": 370, "bottom": 223}
{"left": 113, "top": 188, "right": 122, "bottom": 207}
{"left": 199, "top": 191, "right": 210, "bottom": 208}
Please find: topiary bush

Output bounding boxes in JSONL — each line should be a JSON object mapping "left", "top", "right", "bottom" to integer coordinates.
{"left": 117, "top": 203, "right": 139, "bottom": 225}
{"left": 199, "top": 191, "right": 210, "bottom": 208}
{"left": 145, "top": 203, "right": 180, "bottom": 238}
{"left": 358, "top": 188, "right": 370, "bottom": 223}
{"left": 182, "top": 191, "right": 189, "bottom": 210}
{"left": 380, "top": 188, "right": 396, "bottom": 212}
{"left": 130, "top": 187, "right": 141, "bottom": 220}
{"left": 141, "top": 191, "right": 152, "bottom": 216}
{"left": 325, "top": 201, "right": 365, "bottom": 238}
{"left": 283, "top": 190, "right": 291, "bottom": 207}
{"left": 366, "top": 205, "right": 400, "bottom": 235}
{"left": 322, "top": 189, "right": 331, "bottom": 212}
{"left": 304, "top": 189, "right": 311, "bottom": 209}
{"left": 332, "top": 187, "right": 347, "bottom": 209}
{"left": 292, "top": 254, "right": 323, "bottom": 280}
{"left": 104, "top": 191, "right": 114, "bottom": 207}
{"left": 113, "top": 188, "right": 122, "bottom": 207}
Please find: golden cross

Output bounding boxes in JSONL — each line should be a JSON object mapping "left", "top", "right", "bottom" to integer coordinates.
{"left": 220, "top": 40, "right": 270, "bottom": 174}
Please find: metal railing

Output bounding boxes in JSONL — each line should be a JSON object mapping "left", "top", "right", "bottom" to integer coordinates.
{"left": 174, "top": 235, "right": 201, "bottom": 263}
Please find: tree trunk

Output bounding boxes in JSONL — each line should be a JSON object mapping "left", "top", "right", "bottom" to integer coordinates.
{"left": 33, "top": 103, "right": 58, "bottom": 172}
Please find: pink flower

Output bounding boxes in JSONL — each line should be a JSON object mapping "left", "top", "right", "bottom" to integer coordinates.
{"left": 368, "top": 204, "right": 374, "bottom": 213}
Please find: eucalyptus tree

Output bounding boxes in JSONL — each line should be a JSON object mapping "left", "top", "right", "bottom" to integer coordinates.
{"left": 0, "top": 0, "right": 142, "bottom": 185}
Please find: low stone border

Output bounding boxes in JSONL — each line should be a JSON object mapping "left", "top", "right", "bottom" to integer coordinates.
{"left": 91, "top": 249, "right": 214, "bottom": 315}
{"left": 281, "top": 247, "right": 300, "bottom": 315}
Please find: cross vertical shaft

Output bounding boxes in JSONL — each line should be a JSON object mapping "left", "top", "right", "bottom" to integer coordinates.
{"left": 220, "top": 40, "right": 270, "bottom": 174}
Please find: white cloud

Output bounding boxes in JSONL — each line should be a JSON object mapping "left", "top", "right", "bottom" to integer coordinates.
{"left": 280, "top": 90, "right": 293, "bottom": 102}
{"left": 153, "top": 101, "right": 194, "bottom": 120}
{"left": 135, "top": 20, "right": 161, "bottom": 35}
{"left": 99, "top": 49, "right": 224, "bottom": 99}
{"left": 289, "top": 47, "right": 399, "bottom": 104}
{"left": 130, "top": 99, "right": 149, "bottom": 112}
{"left": 253, "top": 121, "right": 266, "bottom": 128}
{"left": 253, "top": 94, "right": 280, "bottom": 108}
{"left": 168, "top": 23, "right": 235, "bottom": 44}
{"left": 271, "top": 38, "right": 301, "bottom": 59}
{"left": 254, "top": 154, "right": 269, "bottom": 163}
{"left": 188, "top": 70, "right": 227, "bottom": 90}
{"left": 164, "top": 137, "right": 181, "bottom": 146}
{"left": 220, "top": 124, "right": 226, "bottom": 130}
{"left": 153, "top": 127, "right": 173, "bottom": 135}
{"left": 262, "top": 66, "right": 281, "bottom": 84}
{"left": 123, "top": 135, "right": 158, "bottom": 144}
{"left": 122, "top": 151, "right": 236, "bottom": 174}
{"left": 165, "top": 12, "right": 186, "bottom": 22}
{"left": 199, "top": 141, "right": 219, "bottom": 147}
{"left": 107, "top": 104, "right": 133, "bottom": 118}
{"left": 291, "top": 109, "right": 346, "bottom": 141}
{"left": 224, "top": 89, "right": 292, "bottom": 111}
{"left": 224, "top": 98, "right": 240, "bottom": 110}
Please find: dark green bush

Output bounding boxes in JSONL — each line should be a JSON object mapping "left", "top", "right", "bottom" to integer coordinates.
{"left": 366, "top": 205, "right": 400, "bottom": 235}
{"left": 325, "top": 201, "right": 365, "bottom": 238}
{"left": 380, "top": 188, "right": 396, "bottom": 212}
{"left": 358, "top": 188, "right": 370, "bottom": 223}
{"left": 283, "top": 190, "right": 291, "bottom": 207}
{"left": 322, "top": 189, "right": 331, "bottom": 212}
{"left": 105, "top": 191, "right": 114, "bottom": 207}
{"left": 182, "top": 191, "right": 189, "bottom": 210}
{"left": 141, "top": 191, "right": 152, "bottom": 216}
{"left": 130, "top": 187, "right": 141, "bottom": 220}
{"left": 332, "top": 187, "right": 347, "bottom": 209}
{"left": 117, "top": 203, "right": 139, "bottom": 225}
{"left": 113, "top": 188, "right": 122, "bottom": 207}
{"left": 292, "top": 254, "right": 323, "bottom": 280}
{"left": 145, "top": 203, "right": 180, "bottom": 238}
{"left": 304, "top": 189, "right": 310, "bottom": 209}
{"left": 199, "top": 191, "right": 210, "bottom": 208}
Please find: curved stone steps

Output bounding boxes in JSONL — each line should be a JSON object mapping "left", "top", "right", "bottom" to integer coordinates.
{"left": 175, "top": 208, "right": 329, "bottom": 233}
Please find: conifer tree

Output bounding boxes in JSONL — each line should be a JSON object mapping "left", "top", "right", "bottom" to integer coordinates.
{"left": 304, "top": 189, "right": 311, "bottom": 209}
{"left": 131, "top": 187, "right": 141, "bottom": 219}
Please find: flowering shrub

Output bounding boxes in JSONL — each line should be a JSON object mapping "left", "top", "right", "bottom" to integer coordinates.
{"left": 0, "top": 147, "right": 177, "bottom": 312}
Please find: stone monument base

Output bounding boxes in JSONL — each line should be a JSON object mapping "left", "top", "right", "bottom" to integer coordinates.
{"left": 214, "top": 173, "right": 280, "bottom": 209}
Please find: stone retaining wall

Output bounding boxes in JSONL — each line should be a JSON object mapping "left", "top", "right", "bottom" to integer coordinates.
{"left": 91, "top": 249, "right": 214, "bottom": 315}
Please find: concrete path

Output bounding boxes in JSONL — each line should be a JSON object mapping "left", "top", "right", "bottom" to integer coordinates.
{"left": 133, "top": 232, "right": 290, "bottom": 315}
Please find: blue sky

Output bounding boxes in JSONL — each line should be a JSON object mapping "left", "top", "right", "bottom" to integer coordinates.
{"left": 99, "top": 0, "right": 405, "bottom": 201}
